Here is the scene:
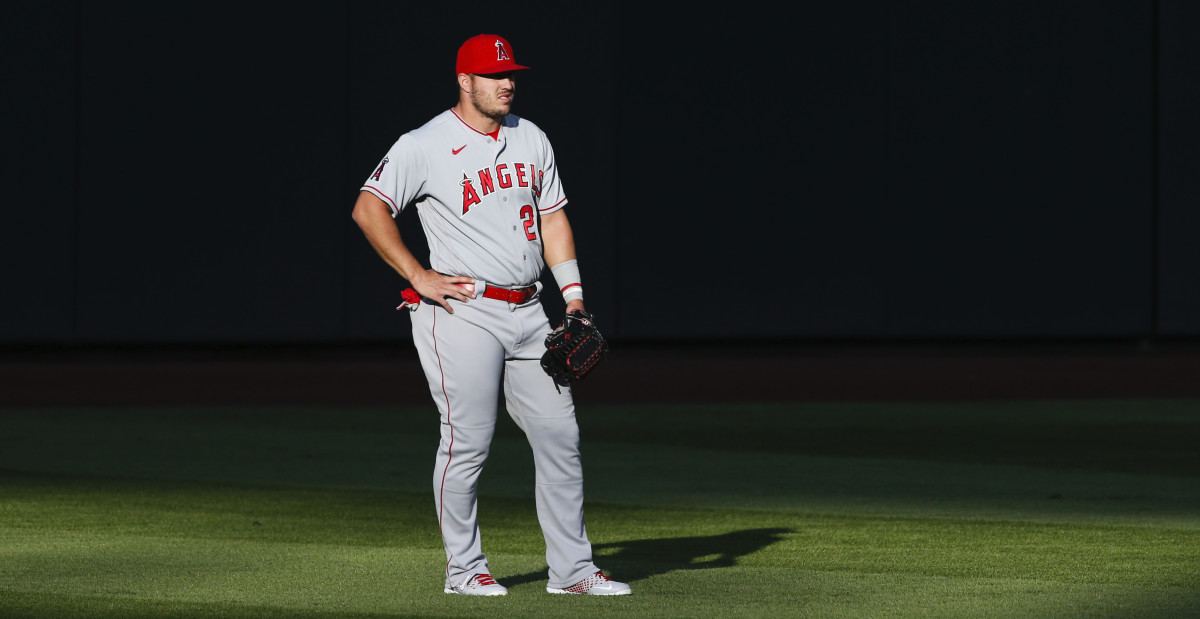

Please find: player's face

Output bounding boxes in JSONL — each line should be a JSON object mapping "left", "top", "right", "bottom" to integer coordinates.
{"left": 468, "top": 72, "right": 516, "bottom": 121}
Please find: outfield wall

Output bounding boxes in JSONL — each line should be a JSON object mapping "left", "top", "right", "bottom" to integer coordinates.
{"left": 3, "top": 1, "right": 1198, "bottom": 344}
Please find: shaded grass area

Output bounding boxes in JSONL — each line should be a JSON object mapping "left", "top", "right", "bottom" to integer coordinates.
{"left": 599, "top": 400, "right": 1200, "bottom": 477}
{"left": 1, "top": 401, "right": 1199, "bottom": 617}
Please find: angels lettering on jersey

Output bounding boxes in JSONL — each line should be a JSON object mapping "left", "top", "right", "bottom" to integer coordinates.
{"left": 460, "top": 162, "right": 543, "bottom": 215}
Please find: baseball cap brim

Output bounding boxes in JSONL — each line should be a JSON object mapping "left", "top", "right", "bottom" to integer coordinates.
{"left": 465, "top": 61, "right": 530, "bottom": 75}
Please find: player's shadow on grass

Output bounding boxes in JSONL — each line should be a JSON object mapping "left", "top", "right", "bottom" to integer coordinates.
{"left": 503, "top": 527, "right": 792, "bottom": 588}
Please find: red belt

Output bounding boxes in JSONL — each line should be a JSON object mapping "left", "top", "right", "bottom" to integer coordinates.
{"left": 482, "top": 284, "right": 536, "bottom": 304}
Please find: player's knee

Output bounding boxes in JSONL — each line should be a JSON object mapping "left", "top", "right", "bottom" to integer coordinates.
{"left": 523, "top": 415, "right": 580, "bottom": 446}
{"left": 445, "top": 437, "right": 491, "bottom": 467}
{"left": 525, "top": 417, "right": 583, "bottom": 483}
{"left": 437, "top": 445, "right": 491, "bottom": 494}
{"left": 533, "top": 450, "right": 583, "bottom": 485}
{"left": 438, "top": 425, "right": 494, "bottom": 475}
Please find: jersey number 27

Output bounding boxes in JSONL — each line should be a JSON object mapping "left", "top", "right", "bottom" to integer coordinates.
{"left": 519, "top": 205, "right": 537, "bottom": 241}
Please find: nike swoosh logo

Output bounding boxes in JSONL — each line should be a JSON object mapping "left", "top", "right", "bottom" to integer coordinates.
{"left": 452, "top": 145, "right": 467, "bottom": 155}
{"left": 594, "top": 584, "right": 612, "bottom": 590}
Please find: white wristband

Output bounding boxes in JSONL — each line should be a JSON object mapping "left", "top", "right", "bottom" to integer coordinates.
{"left": 550, "top": 259, "right": 584, "bottom": 302}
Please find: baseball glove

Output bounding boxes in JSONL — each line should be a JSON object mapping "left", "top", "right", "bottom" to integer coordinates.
{"left": 541, "top": 310, "right": 608, "bottom": 389}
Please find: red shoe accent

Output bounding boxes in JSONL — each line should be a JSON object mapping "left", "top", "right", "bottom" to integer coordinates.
{"left": 565, "top": 571, "right": 608, "bottom": 593}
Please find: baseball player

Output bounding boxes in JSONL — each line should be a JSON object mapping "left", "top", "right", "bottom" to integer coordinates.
{"left": 351, "top": 34, "right": 630, "bottom": 597}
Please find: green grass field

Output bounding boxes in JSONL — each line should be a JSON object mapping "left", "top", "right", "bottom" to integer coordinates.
{"left": 1, "top": 399, "right": 1198, "bottom": 617}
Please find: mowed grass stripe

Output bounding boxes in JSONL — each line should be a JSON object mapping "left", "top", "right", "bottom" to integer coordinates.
{"left": 2, "top": 473, "right": 1197, "bottom": 604}
{"left": 4, "top": 405, "right": 1198, "bottom": 527}
{"left": 0, "top": 401, "right": 1198, "bottom": 617}
{"left": 6, "top": 469, "right": 1198, "bottom": 579}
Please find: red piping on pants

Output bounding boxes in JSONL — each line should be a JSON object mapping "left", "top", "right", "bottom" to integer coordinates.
{"left": 433, "top": 308, "right": 455, "bottom": 577}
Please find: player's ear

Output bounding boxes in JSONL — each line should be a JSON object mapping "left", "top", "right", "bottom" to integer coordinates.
{"left": 457, "top": 73, "right": 472, "bottom": 93}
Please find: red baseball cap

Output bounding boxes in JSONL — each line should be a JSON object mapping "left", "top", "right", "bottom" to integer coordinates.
{"left": 456, "top": 34, "right": 529, "bottom": 75}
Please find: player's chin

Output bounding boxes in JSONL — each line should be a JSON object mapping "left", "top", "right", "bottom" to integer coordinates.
{"left": 485, "top": 105, "right": 511, "bottom": 121}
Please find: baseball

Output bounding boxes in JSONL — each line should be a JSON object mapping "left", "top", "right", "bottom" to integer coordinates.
{"left": 457, "top": 282, "right": 476, "bottom": 297}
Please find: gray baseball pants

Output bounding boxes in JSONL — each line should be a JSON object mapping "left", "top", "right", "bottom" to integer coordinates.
{"left": 409, "top": 291, "right": 599, "bottom": 590}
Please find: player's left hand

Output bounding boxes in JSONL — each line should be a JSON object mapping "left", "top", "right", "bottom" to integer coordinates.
{"left": 541, "top": 309, "right": 607, "bottom": 389}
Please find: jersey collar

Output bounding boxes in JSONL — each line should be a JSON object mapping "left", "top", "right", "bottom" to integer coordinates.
{"left": 450, "top": 108, "right": 503, "bottom": 142}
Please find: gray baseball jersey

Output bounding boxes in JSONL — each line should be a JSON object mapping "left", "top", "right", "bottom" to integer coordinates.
{"left": 361, "top": 109, "right": 599, "bottom": 591}
{"left": 363, "top": 109, "right": 568, "bottom": 287}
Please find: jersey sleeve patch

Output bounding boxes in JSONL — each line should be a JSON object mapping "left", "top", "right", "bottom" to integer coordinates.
{"left": 361, "top": 134, "right": 427, "bottom": 216}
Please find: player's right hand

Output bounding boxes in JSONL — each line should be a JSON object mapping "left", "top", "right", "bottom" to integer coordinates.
{"left": 410, "top": 270, "right": 475, "bottom": 313}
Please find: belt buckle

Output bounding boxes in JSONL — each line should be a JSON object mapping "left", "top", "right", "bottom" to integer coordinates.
{"left": 509, "top": 285, "right": 532, "bottom": 303}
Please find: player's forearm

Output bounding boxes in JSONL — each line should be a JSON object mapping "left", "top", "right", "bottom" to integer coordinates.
{"left": 541, "top": 209, "right": 586, "bottom": 312}
{"left": 540, "top": 209, "right": 577, "bottom": 267}
{"left": 352, "top": 191, "right": 426, "bottom": 283}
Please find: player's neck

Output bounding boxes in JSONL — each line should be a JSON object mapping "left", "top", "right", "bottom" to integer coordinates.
{"left": 453, "top": 103, "right": 502, "bottom": 136}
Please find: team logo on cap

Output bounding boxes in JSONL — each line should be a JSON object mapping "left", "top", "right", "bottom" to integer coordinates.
{"left": 495, "top": 39, "right": 510, "bottom": 61}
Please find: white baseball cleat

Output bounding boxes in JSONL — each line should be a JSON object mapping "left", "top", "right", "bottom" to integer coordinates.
{"left": 444, "top": 573, "right": 508, "bottom": 596}
{"left": 546, "top": 570, "right": 632, "bottom": 596}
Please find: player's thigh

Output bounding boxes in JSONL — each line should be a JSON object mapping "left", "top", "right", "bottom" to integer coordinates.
{"left": 504, "top": 358, "right": 581, "bottom": 482}
{"left": 411, "top": 305, "right": 505, "bottom": 426}
{"left": 503, "top": 303, "right": 572, "bottom": 419}
{"left": 503, "top": 357, "right": 575, "bottom": 421}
